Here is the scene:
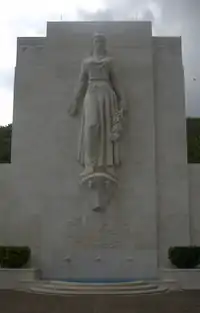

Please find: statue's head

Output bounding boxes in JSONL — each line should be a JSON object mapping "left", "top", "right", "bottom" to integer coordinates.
{"left": 92, "top": 33, "right": 107, "bottom": 55}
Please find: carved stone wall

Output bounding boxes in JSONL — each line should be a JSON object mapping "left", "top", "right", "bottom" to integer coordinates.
{"left": 0, "top": 22, "right": 191, "bottom": 280}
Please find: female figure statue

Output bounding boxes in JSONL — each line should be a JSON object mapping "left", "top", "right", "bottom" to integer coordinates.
{"left": 68, "top": 33, "right": 124, "bottom": 177}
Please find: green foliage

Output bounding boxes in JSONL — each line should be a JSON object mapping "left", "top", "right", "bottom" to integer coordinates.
{"left": 0, "top": 246, "right": 31, "bottom": 268}
{"left": 0, "top": 124, "right": 12, "bottom": 163}
{"left": 169, "top": 246, "right": 200, "bottom": 268}
{"left": 187, "top": 118, "right": 200, "bottom": 163}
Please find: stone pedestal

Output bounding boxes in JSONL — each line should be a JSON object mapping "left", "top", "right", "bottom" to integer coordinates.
{"left": 80, "top": 172, "right": 118, "bottom": 212}
{"left": 0, "top": 268, "right": 40, "bottom": 289}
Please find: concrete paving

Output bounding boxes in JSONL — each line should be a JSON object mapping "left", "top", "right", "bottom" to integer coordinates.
{"left": 1, "top": 290, "right": 200, "bottom": 313}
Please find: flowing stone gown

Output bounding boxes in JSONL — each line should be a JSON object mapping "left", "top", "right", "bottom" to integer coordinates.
{"left": 73, "top": 56, "right": 122, "bottom": 170}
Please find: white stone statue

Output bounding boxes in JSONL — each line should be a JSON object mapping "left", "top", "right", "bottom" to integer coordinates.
{"left": 68, "top": 33, "right": 125, "bottom": 179}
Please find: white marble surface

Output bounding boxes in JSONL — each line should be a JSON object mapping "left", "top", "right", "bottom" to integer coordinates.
{"left": 0, "top": 22, "right": 198, "bottom": 282}
{"left": 153, "top": 37, "right": 190, "bottom": 266}
{"left": 189, "top": 165, "right": 200, "bottom": 245}
{"left": 0, "top": 268, "right": 40, "bottom": 289}
{"left": 160, "top": 268, "right": 200, "bottom": 290}
{"left": 9, "top": 21, "right": 157, "bottom": 279}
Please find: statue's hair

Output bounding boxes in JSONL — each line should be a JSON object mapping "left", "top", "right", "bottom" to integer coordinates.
{"left": 90, "top": 33, "right": 107, "bottom": 55}
{"left": 93, "top": 33, "right": 106, "bottom": 41}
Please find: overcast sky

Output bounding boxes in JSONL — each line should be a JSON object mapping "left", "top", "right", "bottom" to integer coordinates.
{"left": 0, "top": 0, "right": 200, "bottom": 125}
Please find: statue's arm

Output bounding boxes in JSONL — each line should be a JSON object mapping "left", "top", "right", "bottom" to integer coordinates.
{"left": 68, "top": 61, "right": 88, "bottom": 116}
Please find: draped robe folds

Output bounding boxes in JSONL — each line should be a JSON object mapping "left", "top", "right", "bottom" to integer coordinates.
{"left": 72, "top": 56, "right": 122, "bottom": 169}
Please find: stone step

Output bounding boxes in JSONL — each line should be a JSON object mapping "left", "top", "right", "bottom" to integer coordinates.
{"left": 19, "top": 280, "right": 151, "bottom": 288}
{"left": 17, "top": 280, "right": 168, "bottom": 295}
{"left": 46, "top": 280, "right": 146, "bottom": 287}
{"left": 25, "top": 285, "right": 168, "bottom": 295}
{"left": 29, "top": 283, "right": 157, "bottom": 291}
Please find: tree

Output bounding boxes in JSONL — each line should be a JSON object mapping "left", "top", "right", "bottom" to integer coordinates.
{"left": 187, "top": 118, "right": 200, "bottom": 163}
{"left": 0, "top": 124, "right": 12, "bottom": 163}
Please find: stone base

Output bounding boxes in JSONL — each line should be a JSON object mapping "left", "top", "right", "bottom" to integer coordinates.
{"left": 19, "top": 279, "right": 168, "bottom": 295}
{"left": 0, "top": 268, "right": 41, "bottom": 289}
{"left": 159, "top": 268, "right": 200, "bottom": 290}
{"left": 80, "top": 171, "right": 118, "bottom": 186}
{"left": 80, "top": 172, "right": 118, "bottom": 211}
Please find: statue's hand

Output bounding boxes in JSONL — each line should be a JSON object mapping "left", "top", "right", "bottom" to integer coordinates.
{"left": 119, "top": 100, "right": 127, "bottom": 115}
{"left": 68, "top": 103, "right": 78, "bottom": 117}
{"left": 110, "top": 131, "right": 120, "bottom": 142}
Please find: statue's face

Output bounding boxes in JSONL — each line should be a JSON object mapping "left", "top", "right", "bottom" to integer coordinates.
{"left": 93, "top": 36, "right": 106, "bottom": 54}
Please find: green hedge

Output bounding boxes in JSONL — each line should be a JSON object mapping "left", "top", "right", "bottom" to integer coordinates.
{"left": 0, "top": 246, "right": 31, "bottom": 268}
{"left": 187, "top": 118, "right": 200, "bottom": 163}
{"left": 0, "top": 124, "right": 12, "bottom": 163}
{"left": 169, "top": 246, "right": 200, "bottom": 269}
